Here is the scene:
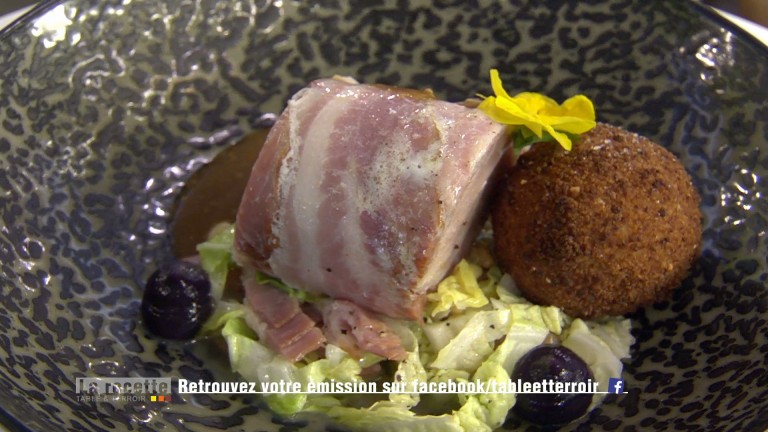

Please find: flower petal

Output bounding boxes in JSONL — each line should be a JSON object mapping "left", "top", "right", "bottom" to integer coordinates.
{"left": 477, "top": 69, "right": 597, "bottom": 151}
{"left": 543, "top": 124, "right": 573, "bottom": 151}
{"left": 494, "top": 100, "right": 545, "bottom": 136}
{"left": 477, "top": 97, "right": 519, "bottom": 124}
{"left": 539, "top": 115, "right": 596, "bottom": 135}
{"left": 489, "top": 69, "right": 512, "bottom": 101}
{"left": 561, "top": 94, "right": 596, "bottom": 120}
{"left": 511, "top": 92, "right": 560, "bottom": 114}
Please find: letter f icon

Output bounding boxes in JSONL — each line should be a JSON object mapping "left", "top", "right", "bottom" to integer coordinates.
{"left": 608, "top": 378, "right": 624, "bottom": 394}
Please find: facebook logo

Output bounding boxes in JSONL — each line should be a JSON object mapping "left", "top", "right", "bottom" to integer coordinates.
{"left": 608, "top": 378, "right": 624, "bottom": 394}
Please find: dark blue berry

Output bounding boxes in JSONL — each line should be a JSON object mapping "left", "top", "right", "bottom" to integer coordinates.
{"left": 141, "top": 260, "right": 213, "bottom": 339}
{"left": 511, "top": 344, "right": 594, "bottom": 425}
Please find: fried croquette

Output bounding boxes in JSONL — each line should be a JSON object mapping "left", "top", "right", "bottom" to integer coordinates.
{"left": 492, "top": 123, "right": 702, "bottom": 319}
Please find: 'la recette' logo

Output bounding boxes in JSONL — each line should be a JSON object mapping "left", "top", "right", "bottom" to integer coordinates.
{"left": 75, "top": 377, "right": 172, "bottom": 403}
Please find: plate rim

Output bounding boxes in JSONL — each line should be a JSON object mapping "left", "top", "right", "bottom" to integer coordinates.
{"left": 0, "top": 0, "right": 61, "bottom": 42}
{"left": 1, "top": 1, "right": 767, "bottom": 431}
{"left": 690, "top": 1, "right": 768, "bottom": 57}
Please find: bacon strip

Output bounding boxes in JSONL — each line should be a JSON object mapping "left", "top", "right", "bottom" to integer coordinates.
{"left": 235, "top": 78, "right": 509, "bottom": 320}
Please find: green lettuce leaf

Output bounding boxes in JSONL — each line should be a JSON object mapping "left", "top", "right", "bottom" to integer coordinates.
{"left": 389, "top": 348, "right": 427, "bottom": 408}
{"left": 324, "top": 404, "right": 464, "bottom": 432}
{"left": 422, "top": 311, "right": 477, "bottom": 353}
{"left": 220, "top": 313, "right": 375, "bottom": 417}
{"left": 583, "top": 318, "right": 634, "bottom": 359}
{"left": 221, "top": 316, "right": 307, "bottom": 415}
{"left": 254, "top": 271, "right": 324, "bottom": 303}
{"left": 208, "top": 231, "right": 634, "bottom": 432}
{"left": 426, "top": 260, "right": 489, "bottom": 318}
{"left": 429, "top": 303, "right": 563, "bottom": 372}
{"left": 455, "top": 319, "right": 549, "bottom": 432}
{"left": 561, "top": 318, "right": 628, "bottom": 393}
{"left": 302, "top": 344, "right": 364, "bottom": 385}
{"left": 429, "top": 309, "right": 510, "bottom": 372}
{"left": 196, "top": 223, "right": 235, "bottom": 301}
{"left": 200, "top": 300, "right": 247, "bottom": 334}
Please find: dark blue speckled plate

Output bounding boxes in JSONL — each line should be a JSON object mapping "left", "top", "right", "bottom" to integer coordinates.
{"left": 1, "top": 0, "right": 767, "bottom": 431}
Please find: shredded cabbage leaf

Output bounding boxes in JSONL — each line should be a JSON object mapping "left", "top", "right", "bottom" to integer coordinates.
{"left": 208, "top": 240, "right": 634, "bottom": 432}
{"left": 561, "top": 318, "right": 633, "bottom": 393}
{"left": 196, "top": 223, "right": 235, "bottom": 301}
{"left": 427, "top": 260, "right": 489, "bottom": 318}
{"left": 254, "top": 271, "right": 324, "bottom": 303}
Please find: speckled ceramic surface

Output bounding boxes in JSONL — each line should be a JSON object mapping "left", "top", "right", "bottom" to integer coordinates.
{"left": 0, "top": 0, "right": 767, "bottom": 431}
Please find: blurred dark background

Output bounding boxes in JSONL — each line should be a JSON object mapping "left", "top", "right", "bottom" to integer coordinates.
{"left": 1, "top": 0, "right": 37, "bottom": 17}
{"left": 706, "top": 0, "right": 768, "bottom": 27}
{"left": 1, "top": 0, "right": 767, "bottom": 28}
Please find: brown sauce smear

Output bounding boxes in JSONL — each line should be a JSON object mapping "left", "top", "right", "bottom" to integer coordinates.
{"left": 171, "top": 129, "right": 269, "bottom": 258}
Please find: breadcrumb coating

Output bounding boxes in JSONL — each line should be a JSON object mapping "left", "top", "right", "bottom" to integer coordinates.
{"left": 492, "top": 123, "right": 702, "bottom": 319}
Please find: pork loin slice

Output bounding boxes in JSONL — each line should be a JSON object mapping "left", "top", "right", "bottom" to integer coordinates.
{"left": 235, "top": 78, "right": 509, "bottom": 320}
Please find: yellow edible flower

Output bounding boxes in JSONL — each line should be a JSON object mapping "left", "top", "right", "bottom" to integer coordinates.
{"left": 477, "top": 69, "right": 596, "bottom": 151}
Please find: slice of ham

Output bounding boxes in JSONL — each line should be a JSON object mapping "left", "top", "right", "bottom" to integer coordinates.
{"left": 322, "top": 300, "right": 408, "bottom": 361}
{"left": 235, "top": 78, "right": 510, "bottom": 320}
{"left": 244, "top": 278, "right": 406, "bottom": 361}
{"left": 244, "top": 278, "right": 325, "bottom": 362}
